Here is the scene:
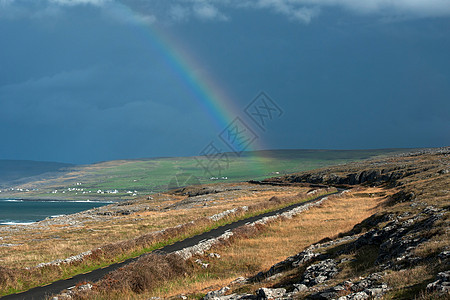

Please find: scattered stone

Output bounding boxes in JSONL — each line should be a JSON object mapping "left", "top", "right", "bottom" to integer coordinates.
{"left": 256, "top": 287, "right": 286, "bottom": 299}
{"left": 209, "top": 252, "right": 221, "bottom": 259}
{"left": 427, "top": 271, "right": 450, "bottom": 294}
{"left": 292, "top": 249, "right": 320, "bottom": 267}
{"left": 338, "top": 291, "right": 369, "bottom": 300}
{"left": 208, "top": 294, "right": 256, "bottom": 300}
{"left": 0, "top": 243, "right": 21, "bottom": 247}
{"left": 301, "top": 259, "right": 339, "bottom": 286}
{"left": 309, "top": 273, "right": 388, "bottom": 300}
{"left": 438, "top": 251, "right": 450, "bottom": 260}
{"left": 77, "top": 283, "right": 92, "bottom": 291}
{"left": 203, "top": 286, "right": 230, "bottom": 300}
{"left": 293, "top": 283, "right": 308, "bottom": 292}
{"left": 231, "top": 277, "right": 247, "bottom": 285}
{"left": 57, "top": 283, "right": 93, "bottom": 299}
{"left": 195, "top": 259, "right": 209, "bottom": 269}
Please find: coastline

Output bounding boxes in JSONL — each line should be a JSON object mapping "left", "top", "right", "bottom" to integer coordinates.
{"left": 0, "top": 199, "right": 114, "bottom": 226}
{"left": 0, "top": 198, "right": 118, "bottom": 203}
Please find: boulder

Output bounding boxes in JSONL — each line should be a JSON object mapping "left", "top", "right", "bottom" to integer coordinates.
{"left": 203, "top": 286, "right": 230, "bottom": 300}
{"left": 256, "top": 287, "right": 286, "bottom": 299}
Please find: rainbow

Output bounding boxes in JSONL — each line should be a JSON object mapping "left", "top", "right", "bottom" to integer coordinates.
{"left": 112, "top": 4, "right": 266, "bottom": 155}
{"left": 146, "top": 26, "right": 241, "bottom": 134}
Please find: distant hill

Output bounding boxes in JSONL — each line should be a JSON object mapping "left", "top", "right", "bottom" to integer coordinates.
{"left": 0, "top": 148, "right": 417, "bottom": 200}
{"left": 0, "top": 160, "right": 75, "bottom": 187}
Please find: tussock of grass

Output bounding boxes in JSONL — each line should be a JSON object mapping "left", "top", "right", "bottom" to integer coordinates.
{"left": 413, "top": 230, "right": 450, "bottom": 259}
{"left": 98, "top": 254, "right": 192, "bottom": 294}
{"left": 67, "top": 254, "right": 193, "bottom": 300}
{"left": 382, "top": 265, "right": 435, "bottom": 300}
{"left": 338, "top": 245, "right": 379, "bottom": 278}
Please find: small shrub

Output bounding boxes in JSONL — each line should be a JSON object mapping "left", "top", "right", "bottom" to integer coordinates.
{"left": 0, "top": 266, "right": 15, "bottom": 287}
{"left": 268, "top": 196, "right": 282, "bottom": 204}
{"left": 96, "top": 254, "right": 192, "bottom": 294}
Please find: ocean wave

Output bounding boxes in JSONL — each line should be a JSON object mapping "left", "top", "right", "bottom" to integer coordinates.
{"left": 1, "top": 199, "right": 113, "bottom": 204}
{"left": 67, "top": 200, "right": 114, "bottom": 203}
{"left": 0, "top": 221, "right": 35, "bottom": 226}
{"left": 50, "top": 215, "right": 65, "bottom": 218}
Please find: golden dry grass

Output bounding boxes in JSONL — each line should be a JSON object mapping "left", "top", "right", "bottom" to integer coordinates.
{"left": 0, "top": 185, "right": 305, "bottom": 269}
{"left": 381, "top": 266, "right": 437, "bottom": 300}
{"left": 383, "top": 265, "right": 432, "bottom": 289}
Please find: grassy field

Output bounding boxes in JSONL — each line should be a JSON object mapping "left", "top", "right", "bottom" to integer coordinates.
{"left": 0, "top": 185, "right": 331, "bottom": 296}
{"left": 3, "top": 148, "right": 413, "bottom": 200}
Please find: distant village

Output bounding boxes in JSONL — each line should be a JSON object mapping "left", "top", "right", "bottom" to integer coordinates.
{"left": 0, "top": 174, "right": 255, "bottom": 197}
{"left": 0, "top": 187, "right": 38, "bottom": 193}
{"left": 210, "top": 176, "right": 228, "bottom": 180}
{"left": 0, "top": 182, "right": 139, "bottom": 197}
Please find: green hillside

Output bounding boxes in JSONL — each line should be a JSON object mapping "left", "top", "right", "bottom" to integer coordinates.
{"left": 0, "top": 149, "right": 415, "bottom": 200}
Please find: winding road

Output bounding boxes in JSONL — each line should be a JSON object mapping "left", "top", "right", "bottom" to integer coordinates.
{"left": 2, "top": 190, "right": 339, "bottom": 300}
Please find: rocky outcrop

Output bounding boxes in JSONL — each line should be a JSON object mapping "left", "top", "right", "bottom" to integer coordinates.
{"left": 257, "top": 287, "right": 287, "bottom": 299}
{"left": 338, "top": 205, "right": 446, "bottom": 270}
{"left": 202, "top": 161, "right": 449, "bottom": 300}
{"left": 204, "top": 286, "right": 231, "bottom": 299}
{"left": 301, "top": 259, "right": 339, "bottom": 287}
{"left": 203, "top": 287, "right": 290, "bottom": 300}
{"left": 247, "top": 235, "right": 358, "bottom": 284}
{"left": 309, "top": 273, "right": 388, "bottom": 299}
{"left": 191, "top": 149, "right": 450, "bottom": 299}
{"left": 204, "top": 238, "right": 392, "bottom": 300}
{"left": 270, "top": 166, "right": 428, "bottom": 187}
{"left": 264, "top": 147, "right": 450, "bottom": 188}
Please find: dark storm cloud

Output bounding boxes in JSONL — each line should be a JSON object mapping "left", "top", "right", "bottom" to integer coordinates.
{"left": 0, "top": 0, "right": 449, "bottom": 163}
{"left": 3, "top": 0, "right": 450, "bottom": 23}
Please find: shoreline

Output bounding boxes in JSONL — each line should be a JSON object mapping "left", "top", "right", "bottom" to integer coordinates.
{"left": 0, "top": 198, "right": 117, "bottom": 203}
{"left": 0, "top": 199, "right": 115, "bottom": 227}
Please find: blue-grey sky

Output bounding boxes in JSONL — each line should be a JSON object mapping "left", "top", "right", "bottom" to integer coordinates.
{"left": 1, "top": 0, "right": 449, "bottom": 164}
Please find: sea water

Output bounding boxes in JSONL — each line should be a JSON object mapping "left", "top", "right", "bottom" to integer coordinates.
{"left": 0, "top": 199, "right": 111, "bottom": 225}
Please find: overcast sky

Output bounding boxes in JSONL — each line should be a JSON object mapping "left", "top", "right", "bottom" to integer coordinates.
{"left": 1, "top": 0, "right": 449, "bottom": 164}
